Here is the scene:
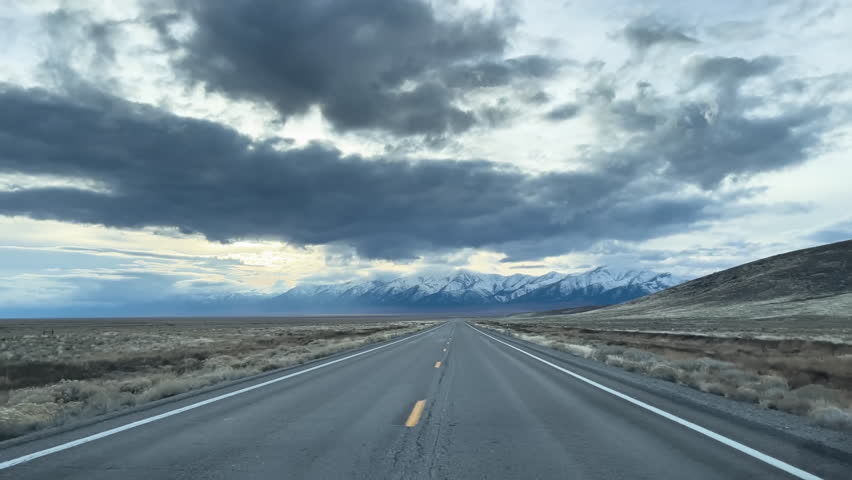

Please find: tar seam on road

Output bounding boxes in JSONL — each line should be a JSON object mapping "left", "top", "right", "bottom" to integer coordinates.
{"left": 0, "top": 325, "right": 442, "bottom": 471}
{"left": 405, "top": 400, "right": 427, "bottom": 427}
{"left": 469, "top": 324, "right": 823, "bottom": 480}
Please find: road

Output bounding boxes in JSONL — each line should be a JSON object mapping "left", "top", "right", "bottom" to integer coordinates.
{"left": 1, "top": 319, "right": 849, "bottom": 479}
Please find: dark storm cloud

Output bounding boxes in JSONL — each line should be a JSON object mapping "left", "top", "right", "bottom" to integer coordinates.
{"left": 147, "top": 0, "right": 556, "bottom": 138}
{"left": 477, "top": 103, "right": 514, "bottom": 128}
{"left": 526, "top": 91, "right": 552, "bottom": 104}
{"left": 575, "top": 56, "right": 828, "bottom": 189}
{"left": 655, "top": 102, "right": 826, "bottom": 187}
{"left": 606, "top": 100, "right": 659, "bottom": 130}
{"left": 545, "top": 103, "right": 581, "bottom": 121}
{"left": 441, "top": 55, "right": 563, "bottom": 89}
{"left": 622, "top": 16, "right": 698, "bottom": 53}
{"left": 685, "top": 55, "right": 782, "bottom": 97}
{"left": 0, "top": 84, "right": 726, "bottom": 260}
{"left": 496, "top": 191, "right": 720, "bottom": 262}
{"left": 668, "top": 55, "right": 823, "bottom": 186}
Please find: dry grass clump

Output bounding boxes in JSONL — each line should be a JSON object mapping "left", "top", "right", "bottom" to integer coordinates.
{"left": 511, "top": 313, "right": 852, "bottom": 345}
{"left": 484, "top": 323, "right": 852, "bottom": 430}
{"left": 0, "top": 320, "right": 434, "bottom": 440}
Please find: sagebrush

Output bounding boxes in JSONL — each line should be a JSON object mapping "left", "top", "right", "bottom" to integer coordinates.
{"left": 0, "top": 320, "right": 434, "bottom": 440}
{"left": 481, "top": 323, "right": 852, "bottom": 430}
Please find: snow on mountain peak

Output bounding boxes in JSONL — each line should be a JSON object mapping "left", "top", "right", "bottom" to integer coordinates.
{"left": 278, "top": 267, "right": 682, "bottom": 308}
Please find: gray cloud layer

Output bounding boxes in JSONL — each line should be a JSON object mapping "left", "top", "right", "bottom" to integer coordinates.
{"left": 149, "top": 0, "right": 557, "bottom": 138}
{"left": 622, "top": 16, "right": 698, "bottom": 53}
{"left": 0, "top": 83, "right": 729, "bottom": 260}
{"left": 579, "top": 56, "right": 828, "bottom": 189}
{"left": 0, "top": 4, "right": 837, "bottom": 262}
{"left": 545, "top": 102, "right": 582, "bottom": 121}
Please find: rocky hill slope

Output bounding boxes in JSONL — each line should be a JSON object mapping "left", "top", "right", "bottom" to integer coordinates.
{"left": 567, "top": 239, "right": 852, "bottom": 321}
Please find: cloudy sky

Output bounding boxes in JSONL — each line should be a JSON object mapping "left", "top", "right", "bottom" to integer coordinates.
{"left": 0, "top": 0, "right": 850, "bottom": 311}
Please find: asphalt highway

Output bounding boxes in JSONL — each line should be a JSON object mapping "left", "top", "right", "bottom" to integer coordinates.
{"left": 1, "top": 319, "right": 849, "bottom": 479}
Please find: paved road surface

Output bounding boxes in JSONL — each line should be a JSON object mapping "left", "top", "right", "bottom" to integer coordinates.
{"left": 1, "top": 319, "right": 849, "bottom": 479}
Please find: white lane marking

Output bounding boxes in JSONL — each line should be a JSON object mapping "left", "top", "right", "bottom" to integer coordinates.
{"left": 469, "top": 325, "right": 822, "bottom": 480}
{"left": 0, "top": 325, "right": 442, "bottom": 471}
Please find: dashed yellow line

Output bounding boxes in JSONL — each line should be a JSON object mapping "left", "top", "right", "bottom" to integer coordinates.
{"left": 405, "top": 400, "right": 427, "bottom": 427}
{"left": 434, "top": 361, "right": 441, "bottom": 368}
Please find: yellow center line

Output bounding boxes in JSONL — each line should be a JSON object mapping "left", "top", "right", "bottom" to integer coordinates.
{"left": 405, "top": 400, "right": 427, "bottom": 427}
{"left": 434, "top": 361, "right": 441, "bottom": 368}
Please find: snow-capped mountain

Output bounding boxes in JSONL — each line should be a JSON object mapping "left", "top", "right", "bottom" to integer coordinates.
{"left": 271, "top": 267, "right": 684, "bottom": 312}
{"left": 5, "top": 267, "right": 683, "bottom": 317}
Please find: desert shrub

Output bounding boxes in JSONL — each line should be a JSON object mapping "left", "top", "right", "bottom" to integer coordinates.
{"left": 718, "top": 368, "right": 759, "bottom": 387}
{"left": 697, "top": 381, "right": 727, "bottom": 396}
{"left": 139, "top": 378, "right": 190, "bottom": 403}
{"left": 175, "top": 357, "right": 203, "bottom": 373}
{"left": 591, "top": 345, "right": 626, "bottom": 363}
{"left": 766, "top": 394, "right": 813, "bottom": 415}
{"left": 811, "top": 406, "right": 852, "bottom": 429}
{"left": 671, "top": 357, "right": 733, "bottom": 374}
{"left": 603, "top": 357, "right": 635, "bottom": 373}
{"left": 78, "top": 389, "right": 134, "bottom": 416}
{"left": 495, "top": 323, "right": 852, "bottom": 431}
{"left": 119, "top": 377, "right": 154, "bottom": 394}
{"left": 762, "top": 384, "right": 851, "bottom": 416}
{"left": 649, "top": 364, "right": 678, "bottom": 382}
{"left": 50, "top": 380, "right": 103, "bottom": 404}
{"left": 0, "top": 402, "right": 60, "bottom": 439}
{"left": 202, "top": 355, "right": 239, "bottom": 370}
{"left": 560, "top": 344, "right": 596, "bottom": 359}
{"left": 621, "top": 348, "right": 656, "bottom": 363}
{"left": 516, "top": 333, "right": 556, "bottom": 348}
{"left": 792, "top": 384, "right": 845, "bottom": 405}
{"left": 0, "top": 322, "right": 431, "bottom": 440}
{"left": 603, "top": 355, "right": 625, "bottom": 368}
{"left": 756, "top": 375, "right": 789, "bottom": 392}
{"left": 760, "top": 386, "right": 788, "bottom": 402}
{"left": 8, "top": 387, "right": 55, "bottom": 405}
{"left": 730, "top": 386, "right": 760, "bottom": 403}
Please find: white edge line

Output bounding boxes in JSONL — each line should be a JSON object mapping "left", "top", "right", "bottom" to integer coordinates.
{"left": 468, "top": 324, "right": 822, "bottom": 480}
{"left": 0, "top": 324, "right": 441, "bottom": 470}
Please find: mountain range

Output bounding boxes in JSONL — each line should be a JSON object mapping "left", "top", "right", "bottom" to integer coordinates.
{"left": 0, "top": 267, "right": 683, "bottom": 318}
{"left": 565, "top": 239, "right": 852, "bottom": 321}
{"left": 267, "top": 267, "right": 683, "bottom": 313}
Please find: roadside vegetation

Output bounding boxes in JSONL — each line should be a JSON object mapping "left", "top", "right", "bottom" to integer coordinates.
{"left": 478, "top": 321, "right": 852, "bottom": 430}
{"left": 0, "top": 319, "right": 435, "bottom": 441}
